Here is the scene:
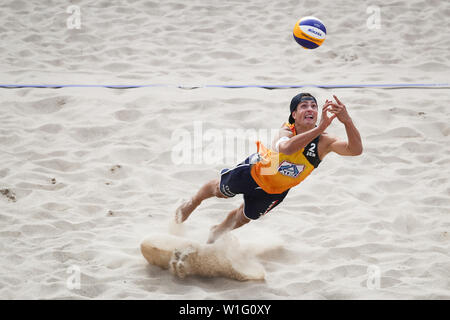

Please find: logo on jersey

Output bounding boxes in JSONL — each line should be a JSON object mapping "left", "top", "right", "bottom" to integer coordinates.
{"left": 278, "top": 161, "right": 305, "bottom": 178}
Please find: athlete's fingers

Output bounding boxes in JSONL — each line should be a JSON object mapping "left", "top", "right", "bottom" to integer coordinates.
{"left": 325, "top": 110, "right": 334, "bottom": 119}
{"left": 329, "top": 111, "right": 340, "bottom": 116}
{"left": 322, "top": 110, "right": 330, "bottom": 120}
{"left": 331, "top": 107, "right": 342, "bottom": 113}
{"left": 322, "top": 105, "right": 331, "bottom": 113}
{"left": 331, "top": 102, "right": 344, "bottom": 110}
{"left": 326, "top": 102, "right": 339, "bottom": 109}
{"left": 329, "top": 105, "right": 341, "bottom": 112}
{"left": 326, "top": 109, "right": 337, "bottom": 119}
{"left": 333, "top": 95, "right": 343, "bottom": 106}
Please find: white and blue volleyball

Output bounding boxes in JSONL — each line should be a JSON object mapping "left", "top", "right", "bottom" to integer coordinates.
{"left": 293, "top": 16, "right": 327, "bottom": 49}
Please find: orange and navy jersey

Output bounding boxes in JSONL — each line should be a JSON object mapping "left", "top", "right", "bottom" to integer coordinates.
{"left": 250, "top": 123, "right": 321, "bottom": 194}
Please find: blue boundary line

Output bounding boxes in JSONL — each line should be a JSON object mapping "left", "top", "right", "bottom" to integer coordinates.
{"left": 0, "top": 83, "right": 448, "bottom": 89}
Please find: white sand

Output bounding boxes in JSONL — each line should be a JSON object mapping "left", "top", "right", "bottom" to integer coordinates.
{"left": 0, "top": 0, "right": 449, "bottom": 299}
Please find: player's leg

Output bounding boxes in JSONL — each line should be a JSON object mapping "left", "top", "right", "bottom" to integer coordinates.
{"left": 207, "top": 203, "right": 250, "bottom": 244}
{"left": 175, "top": 179, "right": 227, "bottom": 223}
{"left": 206, "top": 186, "right": 290, "bottom": 243}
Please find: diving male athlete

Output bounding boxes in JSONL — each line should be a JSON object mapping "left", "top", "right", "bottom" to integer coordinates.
{"left": 175, "top": 93, "right": 363, "bottom": 243}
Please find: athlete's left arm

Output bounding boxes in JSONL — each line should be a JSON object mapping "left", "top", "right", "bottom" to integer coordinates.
{"left": 327, "top": 95, "right": 363, "bottom": 156}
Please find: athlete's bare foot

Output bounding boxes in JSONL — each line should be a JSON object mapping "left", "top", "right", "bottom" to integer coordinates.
{"left": 207, "top": 204, "right": 249, "bottom": 244}
{"left": 174, "top": 180, "right": 228, "bottom": 224}
{"left": 174, "top": 198, "right": 200, "bottom": 224}
{"left": 207, "top": 225, "right": 224, "bottom": 244}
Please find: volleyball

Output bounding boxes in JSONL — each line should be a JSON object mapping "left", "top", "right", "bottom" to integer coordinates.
{"left": 293, "top": 16, "right": 327, "bottom": 49}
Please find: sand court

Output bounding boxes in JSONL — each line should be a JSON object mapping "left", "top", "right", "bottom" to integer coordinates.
{"left": 0, "top": 0, "right": 449, "bottom": 299}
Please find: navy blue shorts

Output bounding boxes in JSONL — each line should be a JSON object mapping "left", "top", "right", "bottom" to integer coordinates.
{"left": 219, "top": 154, "right": 289, "bottom": 220}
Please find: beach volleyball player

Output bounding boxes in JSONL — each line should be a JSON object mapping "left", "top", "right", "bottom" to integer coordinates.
{"left": 175, "top": 93, "right": 363, "bottom": 243}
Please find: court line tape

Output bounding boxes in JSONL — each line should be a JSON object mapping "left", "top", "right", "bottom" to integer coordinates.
{"left": 0, "top": 83, "right": 448, "bottom": 89}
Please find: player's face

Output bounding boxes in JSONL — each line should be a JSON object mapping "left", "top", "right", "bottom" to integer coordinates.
{"left": 293, "top": 101, "right": 318, "bottom": 125}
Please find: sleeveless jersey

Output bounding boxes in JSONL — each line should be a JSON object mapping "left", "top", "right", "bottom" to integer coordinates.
{"left": 250, "top": 123, "right": 321, "bottom": 194}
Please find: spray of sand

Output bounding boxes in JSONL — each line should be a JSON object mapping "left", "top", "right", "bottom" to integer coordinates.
{"left": 141, "top": 217, "right": 284, "bottom": 281}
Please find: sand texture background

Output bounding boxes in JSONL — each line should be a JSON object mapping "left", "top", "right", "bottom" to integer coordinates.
{"left": 0, "top": 0, "right": 449, "bottom": 299}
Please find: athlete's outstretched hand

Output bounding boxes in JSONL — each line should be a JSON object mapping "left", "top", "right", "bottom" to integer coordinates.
{"left": 329, "top": 95, "right": 352, "bottom": 124}
{"left": 318, "top": 100, "right": 337, "bottom": 130}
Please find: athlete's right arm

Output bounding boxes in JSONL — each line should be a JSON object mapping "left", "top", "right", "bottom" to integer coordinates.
{"left": 276, "top": 126, "right": 323, "bottom": 155}
{"left": 271, "top": 126, "right": 293, "bottom": 153}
